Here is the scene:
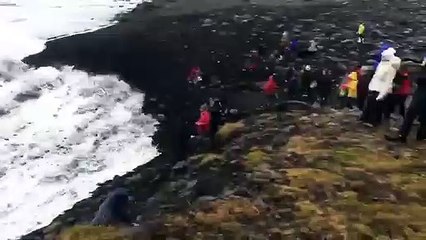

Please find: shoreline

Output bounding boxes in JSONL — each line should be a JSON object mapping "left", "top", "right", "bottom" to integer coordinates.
{"left": 22, "top": 0, "right": 426, "bottom": 238}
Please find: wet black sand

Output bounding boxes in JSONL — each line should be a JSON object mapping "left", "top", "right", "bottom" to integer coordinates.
{"left": 22, "top": 0, "right": 426, "bottom": 238}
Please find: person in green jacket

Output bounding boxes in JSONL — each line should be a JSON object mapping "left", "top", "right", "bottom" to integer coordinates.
{"left": 357, "top": 22, "right": 366, "bottom": 43}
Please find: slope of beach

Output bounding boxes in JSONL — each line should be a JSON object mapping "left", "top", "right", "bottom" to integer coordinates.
{"left": 23, "top": 0, "right": 426, "bottom": 239}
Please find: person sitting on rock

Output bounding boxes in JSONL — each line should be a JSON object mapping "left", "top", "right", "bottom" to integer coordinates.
{"left": 357, "top": 22, "right": 366, "bottom": 43}
{"left": 385, "top": 60, "right": 426, "bottom": 143}
{"left": 361, "top": 48, "right": 401, "bottom": 127}
{"left": 187, "top": 66, "right": 202, "bottom": 84}
{"left": 195, "top": 104, "right": 211, "bottom": 136}
{"left": 92, "top": 188, "right": 133, "bottom": 226}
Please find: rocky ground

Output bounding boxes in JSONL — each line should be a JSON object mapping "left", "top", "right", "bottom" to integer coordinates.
{"left": 22, "top": 0, "right": 426, "bottom": 239}
{"left": 52, "top": 109, "right": 426, "bottom": 239}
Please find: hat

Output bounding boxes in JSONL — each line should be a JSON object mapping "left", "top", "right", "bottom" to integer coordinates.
{"left": 305, "top": 65, "right": 311, "bottom": 71}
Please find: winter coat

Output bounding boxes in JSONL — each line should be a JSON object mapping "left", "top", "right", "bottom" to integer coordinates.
{"left": 346, "top": 71, "right": 359, "bottom": 98}
{"left": 358, "top": 24, "right": 365, "bottom": 36}
{"left": 263, "top": 75, "right": 278, "bottom": 95}
{"left": 196, "top": 110, "right": 211, "bottom": 135}
{"left": 368, "top": 48, "right": 401, "bottom": 100}
{"left": 394, "top": 72, "right": 411, "bottom": 95}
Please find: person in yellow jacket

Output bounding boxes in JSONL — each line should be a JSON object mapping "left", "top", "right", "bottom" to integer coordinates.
{"left": 357, "top": 22, "right": 366, "bottom": 43}
{"left": 346, "top": 70, "right": 359, "bottom": 109}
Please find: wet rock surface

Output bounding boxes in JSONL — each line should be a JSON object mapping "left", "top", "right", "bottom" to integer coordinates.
{"left": 22, "top": 0, "right": 426, "bottom": 239}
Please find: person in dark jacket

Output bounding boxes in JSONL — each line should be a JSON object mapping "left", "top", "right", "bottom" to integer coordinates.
{"left": 317, "top": 68, "right": 333, "bottom": 106}
{"left": 208, "top": 97, "right": 224, "bottom": 148}
{"left": 385, "top": 62, "right": 426, "bottom": 142}
{"left": 286, "top": 64, "right": 299, "bottom": 99}
{"left": 92, "top": 188, "right": 133, "bottom": 226}
{"left": 357, "top": 66, "right": 373, "bottom": 110}
{"left": 301, "top": 65, "right": 315, "bottom": 103}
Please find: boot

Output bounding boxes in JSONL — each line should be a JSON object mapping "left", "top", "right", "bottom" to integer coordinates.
{"left": 385, "top": 133, "right": 407, "bottom": 143}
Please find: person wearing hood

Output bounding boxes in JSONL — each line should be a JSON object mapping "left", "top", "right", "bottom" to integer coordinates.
{"left": 385, "top": 58, "right": 426, "bottom": 143}
{"left": 361, "top": 48, "right": 401, "bottom": 126}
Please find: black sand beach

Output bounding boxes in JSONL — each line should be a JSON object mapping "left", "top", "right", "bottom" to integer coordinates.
{"left": 22, "top": 0, "right": 426, "bottom": 238}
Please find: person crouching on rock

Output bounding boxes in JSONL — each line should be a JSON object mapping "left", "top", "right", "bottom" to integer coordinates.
{"left": 357, "top": 22, "right": 366, "bottom": 43}
{"left": 385, "top": 59, "right": 426, "bottom": 143}
{"left": 196, "top": 104, "right": 211, "bottom": 136}
{"left": 361, "top": 48, "right": 401, "bottom": 127}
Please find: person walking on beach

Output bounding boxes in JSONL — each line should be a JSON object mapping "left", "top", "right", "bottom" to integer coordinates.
{"left": 357, "top": 22, "right": 366, "bottom": 43}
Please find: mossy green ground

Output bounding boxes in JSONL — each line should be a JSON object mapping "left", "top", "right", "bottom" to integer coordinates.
{"left": 60, "top": 111, "right": 426, "bottom": 239}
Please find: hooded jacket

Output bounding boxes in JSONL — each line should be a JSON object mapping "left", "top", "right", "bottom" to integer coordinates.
{"left": 346, "top": 71, "right": 359, "bottom": 98}
{"left": 368, "top": 48, "right": 401, "bottom": 100}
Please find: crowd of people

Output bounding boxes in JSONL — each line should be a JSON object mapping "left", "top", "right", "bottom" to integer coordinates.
{"left": 190, "top": 23, "right": 426, "bottom": 146}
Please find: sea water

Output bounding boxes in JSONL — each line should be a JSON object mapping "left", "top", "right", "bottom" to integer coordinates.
{"left": 0, "top": 1, "right": 157, "bottom": 239}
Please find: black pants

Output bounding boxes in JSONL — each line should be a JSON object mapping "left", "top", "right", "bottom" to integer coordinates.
{"left": 357, "top": 93, "right": 367, "bottom": 111}
{"left": 394, "top": 95, "right": 408, "bottom": 117}
{"left": 361, "top": 91, "right": 384, "bottom": 126}
{"left": 399, "top": 95, "right": 426, "bottom": 140}
{"left": 384, "top": 94, "right": 407, "bottom": 119}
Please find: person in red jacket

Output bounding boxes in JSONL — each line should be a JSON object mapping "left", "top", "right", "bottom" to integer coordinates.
{"left": 263, "top": 74, "right": 281, "bottom": 119}
{"left": 394, "top": 71, "right": 411, "bottom": 117}
{"left": 263, "top": 74, "right": 279, "bottom": 96}
{"left": 195, "top": 104, "right": 211, "bottom": 135}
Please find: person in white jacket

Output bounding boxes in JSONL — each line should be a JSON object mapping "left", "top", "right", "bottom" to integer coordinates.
{"left": 361, "top": 48, "right": 401, "bottom": 126}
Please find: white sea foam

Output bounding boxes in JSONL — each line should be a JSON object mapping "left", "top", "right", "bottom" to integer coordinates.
{"left": 0, "top": 1, "right": 157, "bottom": 239}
